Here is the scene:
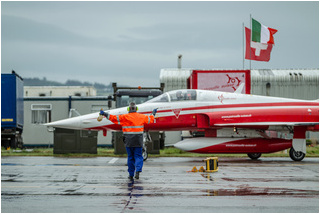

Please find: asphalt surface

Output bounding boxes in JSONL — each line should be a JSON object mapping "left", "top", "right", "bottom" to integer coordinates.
{"left": 1, "top": 156, "right": 319, "bottom": 213}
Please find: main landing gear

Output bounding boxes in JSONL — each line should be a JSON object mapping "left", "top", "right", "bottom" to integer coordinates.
{"left": 247, "top": 153, "right": 262, "bottom": 160}
{"left": 142, "top": 147, "right": 148, "bottom": 161}
{"left": 247, "top": 147, "right": 305, "bottom": 161}
{"left": 142, "top": 132, "right": 150, "bottom": 161}
{"left": 289, "top": 147, "right": 305, "bottom": 161}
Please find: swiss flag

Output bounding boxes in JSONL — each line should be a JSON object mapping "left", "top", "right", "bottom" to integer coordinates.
{"left": 245, "top": 27, "right": 273, "bottom": 62}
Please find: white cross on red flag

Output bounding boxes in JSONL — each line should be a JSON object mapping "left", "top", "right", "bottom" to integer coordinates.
{"left": 245, "top": 27, "right": 273, "bottom": 62}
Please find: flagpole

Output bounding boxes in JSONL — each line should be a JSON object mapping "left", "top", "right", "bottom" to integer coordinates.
{"left": 249, "top": 14, "right": 252, "bottom": 71}
{"left": 242, "top": 22, "right": 244, "bottom": 69}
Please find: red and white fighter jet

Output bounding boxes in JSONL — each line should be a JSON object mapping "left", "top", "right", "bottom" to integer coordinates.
{"left": 46, "top": 86, "right": 319, "bottom": 161}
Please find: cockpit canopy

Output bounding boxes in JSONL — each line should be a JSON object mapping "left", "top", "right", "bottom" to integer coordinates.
{"left": 146, "top": 90, "right": 197, "bottom": 103}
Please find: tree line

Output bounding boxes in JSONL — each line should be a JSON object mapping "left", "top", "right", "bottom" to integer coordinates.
{"left": 24, "top": 77, "right": 112, "bottom": 90}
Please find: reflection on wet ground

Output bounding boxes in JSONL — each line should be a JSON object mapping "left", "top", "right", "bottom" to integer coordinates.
{"left": 201, "top": 187, "right": 318, "bottom": 197}
{"left": 1, "top": 156, "right": 319, "bottom": 213}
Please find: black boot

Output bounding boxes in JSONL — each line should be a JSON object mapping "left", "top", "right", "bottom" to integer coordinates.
{"left": 128, "top": 176, "right": 134, "bottom": 181}
{"left": 134, "top": 172, "right": 140, "bottom": 179}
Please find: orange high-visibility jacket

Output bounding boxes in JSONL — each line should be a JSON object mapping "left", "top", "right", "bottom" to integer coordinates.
{"left": 108, "top": 112, "right": 154, "bottom": 134}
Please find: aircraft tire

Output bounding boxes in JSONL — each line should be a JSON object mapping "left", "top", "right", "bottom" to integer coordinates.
{"left": 142, "top": 149, "right": 148, "bottom": 161}
{"left": 247, "top": 153, "right": 262, "bottom": 160}
{"left": 289, "top": 147, "right": 305, "bottom": 161}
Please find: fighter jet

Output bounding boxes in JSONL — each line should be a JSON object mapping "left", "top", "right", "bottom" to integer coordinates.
{"left": 46, "top": 86, "right": 319, "bottom": 161}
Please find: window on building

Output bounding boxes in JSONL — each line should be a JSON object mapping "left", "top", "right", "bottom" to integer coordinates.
{"left": 31, "top": 104, "right": 52, "bottom": 124}
{"left": 266, "top": 83, "right": 271, "bottom": 96}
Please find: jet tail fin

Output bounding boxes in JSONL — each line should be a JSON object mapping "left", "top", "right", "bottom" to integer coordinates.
{"left": 234, "top": 83, "right": 245, "bottom": 94}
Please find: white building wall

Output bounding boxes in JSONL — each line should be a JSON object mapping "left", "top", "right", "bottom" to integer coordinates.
{"left": 23, "top": 99, "right": 67, "bottom": 146}
{"left": 24, "top": 86, "right": 97, "bottom": 97}
{"left": 23, "top": 97, "right": 114, "bottom": 146}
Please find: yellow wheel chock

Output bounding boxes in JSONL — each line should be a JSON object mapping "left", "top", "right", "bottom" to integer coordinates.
{"left": 188, "top": 157, "right": 218, "bottom": 173}
{"left": 204, "top": 157, "right": 218, "bottom": 172}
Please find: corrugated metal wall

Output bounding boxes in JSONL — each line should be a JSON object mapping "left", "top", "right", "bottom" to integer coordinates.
{"left": 251, "top": 69, "right": 319, "bottom": 100}
{"left": 160, "top": 68, "right": 192, "bottom": 92}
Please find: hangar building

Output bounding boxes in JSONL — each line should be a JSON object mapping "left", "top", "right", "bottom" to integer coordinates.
{"left": 160, "top": 68, "right": 319, "bottom": 100}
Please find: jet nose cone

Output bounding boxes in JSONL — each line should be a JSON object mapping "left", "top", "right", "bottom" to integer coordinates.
{"left": 44, "top": 117, "right": 81, "bottom": 129}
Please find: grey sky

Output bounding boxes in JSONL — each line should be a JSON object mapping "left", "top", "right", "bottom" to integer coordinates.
{"left": 1, "top": 1, "right": 319, "bottom": 87}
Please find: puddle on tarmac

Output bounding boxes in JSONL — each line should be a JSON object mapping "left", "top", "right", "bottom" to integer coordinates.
{"left": 221, "top": 177, "right": 319, "bottom": 182}
{"left": 2, "top": 163, "right": 75, "bottom": 166}
{"left": 201, "top": 188, "right": 319, "bottom": 197}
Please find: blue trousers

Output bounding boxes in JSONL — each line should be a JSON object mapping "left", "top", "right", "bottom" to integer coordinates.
{"left": 125, "top": 147, "right": 143, "bottom": 177}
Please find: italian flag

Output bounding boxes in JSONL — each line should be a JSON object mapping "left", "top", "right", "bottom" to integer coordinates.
{"left": 251, "top": 18, "right": 278, "bottom": 44}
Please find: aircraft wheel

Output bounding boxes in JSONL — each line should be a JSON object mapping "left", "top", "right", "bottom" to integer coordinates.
{"left": 247, "top": 153, "right": 262, "bottom": 160}
{"left": 142, "top": 148, "right": 148, "bottom": 161}
{"left": 289, "top": 147, "right": 305, "bottom": 161}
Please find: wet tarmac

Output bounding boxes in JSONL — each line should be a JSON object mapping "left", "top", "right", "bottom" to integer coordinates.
{"left": 1, "top": 156, "right": 319, "bottom": 213}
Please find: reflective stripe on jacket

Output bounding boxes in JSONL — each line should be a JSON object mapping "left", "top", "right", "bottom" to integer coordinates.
{"left": 108, "top": 112, "right": 154, "bottom": 134}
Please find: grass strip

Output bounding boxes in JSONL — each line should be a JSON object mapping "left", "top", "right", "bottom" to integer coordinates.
{"left": 1, "top": 145, "right": 318, "bottom": 158}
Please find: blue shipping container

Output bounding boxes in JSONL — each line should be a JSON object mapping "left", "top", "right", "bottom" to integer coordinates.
{"left": 1, "top": 72, "right": 24, "bottom": 130}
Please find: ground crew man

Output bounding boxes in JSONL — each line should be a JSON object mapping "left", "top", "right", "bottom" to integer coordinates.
{"left": 99, "top": 102, "right": 157, "bottom": 180}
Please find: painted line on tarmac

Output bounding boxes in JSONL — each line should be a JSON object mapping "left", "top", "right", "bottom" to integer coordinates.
{"left": 108, "top": 158, "right": 119, "bottom": 164}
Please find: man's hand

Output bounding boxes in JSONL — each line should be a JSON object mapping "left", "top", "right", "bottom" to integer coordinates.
{"left": 99, "top": 109, "right": 109, "bottom": 118}
{"left": 152, "top": 108, "right": 158, "bottom": 116}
